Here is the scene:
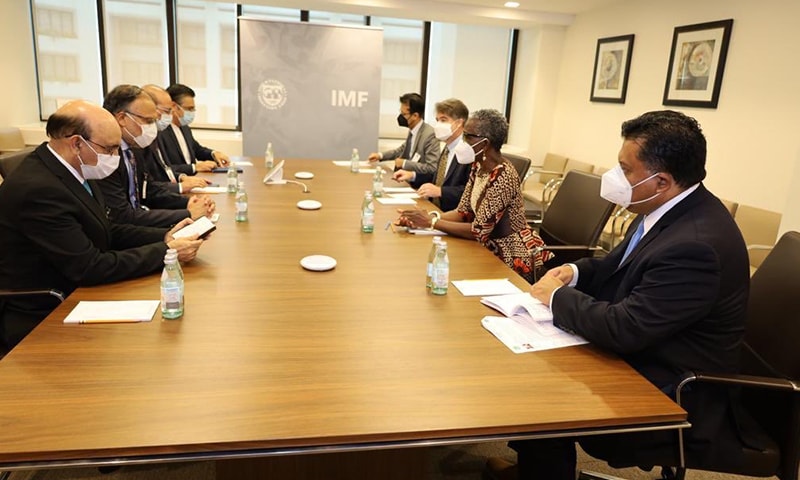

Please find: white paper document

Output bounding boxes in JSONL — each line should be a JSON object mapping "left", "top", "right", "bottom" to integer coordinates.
{"left": 358, "top": 168, "right": 378, "bottom": 174}
{"left": 190, "top": 186, "right": 228, "bottom": 194}
{"left": 376, "top": 197, "right": 417, "bottom": 205}
{"left": 451, "top": 278, "right": 522, "bottom": 296}
{"left": 383, "top": 187, "right": 416, "bottom": 193}
{"left": 64, "top": 300, "right": 159, "bottom": 324}
{"left": 389, "top": 193, "right": 420, "bottom": 199}
{"left": 408, "top": 228, "right": 446, "bottom": 235}
{"left": 332, "top": 160, "right": 371, "bottom": 167}
{"left": 233, "top": 160, "right": 253, "bottom": 166}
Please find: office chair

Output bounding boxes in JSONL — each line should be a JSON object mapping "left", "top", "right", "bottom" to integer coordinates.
{"left": 502, "top": 153, "right": 531, "bottom": 186}
{"left": 522, "top": 153, "right": 568, "bottom": 220}
{"left": 531, "top": 170, "right": 614, "bottom": 280}
{"left": 0, "top": 127, "right": 25, "bottom": 154}
{"left": 0, "top": 147, "right": 34, "bottom": 180}
{"left": 0, "top": 288, "right": 65, "bottom": 359}
{"left": 734, "top": 203, "right": 782, "bottom": 275}
{"left": 580, "top": 230, "right": 800, "bottom": 480}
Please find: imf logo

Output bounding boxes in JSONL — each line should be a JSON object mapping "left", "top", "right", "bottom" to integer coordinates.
{"left": 258, "top": 80, "right": 287, "bottom": 110}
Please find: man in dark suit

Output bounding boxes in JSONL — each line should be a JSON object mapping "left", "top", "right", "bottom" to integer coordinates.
{"left": 160, "top": 83, "right": 230, "bottom": 172}
{"left": 367, "top": 92, "right": 440, "bottom": 175}
{"left": 142, "top": 84, "right": 210, "bottom": 194}
{"left": 98, "top": 84, "right": 215, "bottom": 228}
{"left": 392, "top": 98, "right": 471, "bottom": 212}
{"left": 485, "top": 111, "right": 751, "bottom": 479}
{"left": 0, "top": 101, "right": 204, "bottom": 353}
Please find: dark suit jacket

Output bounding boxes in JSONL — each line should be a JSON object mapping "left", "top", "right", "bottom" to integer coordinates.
{"left": 96, "top": 143, "right": 190, "bottom": 228}
{"left": 552, "top": 184, "right": 751, "bottom": 468}
{"left": 0, "top": 143, "right": 169, "bottom": 349}
{"left": 159, "top": 124, "right": 214, "bottom": 175}
{"left": 142, "top": 141, "right": 181, "bottom": 195}
{"left": 410, "top": 149, "right": 470, "bottom": 212}
{"left": 381, "top": 122, "right": 440, "bottom": 175}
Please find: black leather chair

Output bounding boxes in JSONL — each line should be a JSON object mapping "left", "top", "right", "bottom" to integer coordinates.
{"left": 0, "top": 289, "right": 65, "bottom": 358}
{"left": 0, "top": 147, "right": 34, "bottom": 180}
{"left": 580, "top": 230, "right": 800, "bottom": 480}
{"left": 531, "top": 170, "right": 614, "bottom": 279}
{"left": 502, "top": 153, "right": 531, "bottom": 186}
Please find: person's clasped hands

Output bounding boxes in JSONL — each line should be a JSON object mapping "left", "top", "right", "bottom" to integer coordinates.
{"left": 187, "top": 194, "right": 215, "bottom": 220}
{"left": 395, "top": 207, "right": 434, "bottom": 229}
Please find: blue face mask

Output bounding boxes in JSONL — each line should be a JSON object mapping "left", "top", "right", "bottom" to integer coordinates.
{"left": 179, "top": 110, "right": 195, "bottom": 127}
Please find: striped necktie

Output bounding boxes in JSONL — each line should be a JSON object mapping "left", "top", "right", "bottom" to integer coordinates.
{"left": 431, "top": 147, "right": 449, "bottom": 208}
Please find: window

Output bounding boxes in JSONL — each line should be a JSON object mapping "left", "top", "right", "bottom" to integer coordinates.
{"left": 240, "top": 5, "right": 302, "bottom": 22}
{"left": 308, "top": 11, "right": 366, "bottom": 25}
{"left": 370, "top": 17, "right": 425, "bottom": 139}
{"left": 175, "top": 0, "right": 237, "bottom": 128}
{"left": 103, "top": 0, "right": 168, "bottom": 87}
{"left": 31, "top": 0, "right": 103, "bottom": 118}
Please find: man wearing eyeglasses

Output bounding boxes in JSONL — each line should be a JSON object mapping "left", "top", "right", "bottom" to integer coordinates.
{"left": 0, "top": 100, "right": 204, "bottom": 353}
{"left": 367, "top": 92, "right": 440, "bottom": 174}
{"left": 160, "top": 83, "right": 230, "bottom": 171}
{"left": 97, "top": 84, "right": 215, "bottom": 228}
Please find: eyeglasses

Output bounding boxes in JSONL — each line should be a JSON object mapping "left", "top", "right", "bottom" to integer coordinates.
{"left": 156, "top": 106, "right": 172, "bottom": 116}
{"left": 125, "top": 111, "right": 158, "bottom": 125}
{"left": 462, "top": 132, "right": 484, "bottom": 140}
{"left": 80, "top": 136, "right": 119, "bottom": 156}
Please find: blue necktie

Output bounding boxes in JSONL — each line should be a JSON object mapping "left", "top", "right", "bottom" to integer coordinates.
{"left": 82, "top": 180, "right": 93, "bottom": 196}
{"left": 124, "top": 149, "right": 139, "bottom": 208}
{"left": 620, "top": 220, "right": 645, "bottom": 265}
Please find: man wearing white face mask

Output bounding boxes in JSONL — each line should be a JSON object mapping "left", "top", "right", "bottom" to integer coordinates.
{"left": 392, "top": 98, "right": 471, "bottom": 212}
{"left": 485, "top": 111, "right": 751, "bottom": 480}
{"left": 98, "top": 85, "right": 215, "bottom": 228}
{"left": 0, "top": 101, "right": 204, "bottom": 353}
{"left": 159, "top": 83, "right": 230, "bottom": 171}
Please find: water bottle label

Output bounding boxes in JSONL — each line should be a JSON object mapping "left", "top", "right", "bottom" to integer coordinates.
{"left": 161, "top": 286, "right": 182, "bottom": 309}
{"left": 363, "top": 213, "right": 374, "bottom": 226}
{"left": 236, "top": 202, "right": 247, "bottom": 213}
{"left": 432, "top": 267, "right": 449, "bottom": 288}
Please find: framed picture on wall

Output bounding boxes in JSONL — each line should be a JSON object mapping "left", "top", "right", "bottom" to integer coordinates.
{"left": 590, "top": 34, "right": 635, "bottom": 104}
{"left": 663, "top": 19, "right": 733, "bottom": 108}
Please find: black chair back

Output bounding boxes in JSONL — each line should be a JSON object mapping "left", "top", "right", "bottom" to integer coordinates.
{"left": 538, "top": 170, "right": 614, "bottom": 266}
{"left": 502, "top": 153, "right": 531, "bottom": 185}
{"left": 0, "top": 147, "right": 34, "bottom": 180}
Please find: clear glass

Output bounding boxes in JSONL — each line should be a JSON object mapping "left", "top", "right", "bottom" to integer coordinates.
{"left": 235, "top": 182, "right": 248, "bottom": 222}
{"left": 426, "top": 237, "right": 442, "bottom": 290}
{"left": 102, "top": 0, "right": 169, "bottom": 88}
{"left": 31, "top": 0, "right": 103, "bottom": 118}
{"left": 372, "top": 166, "right": 384, "bottom": 197}
{"left": 426, "top": 23, "right": 513, "bottom": 117}
{"left": 227, "top": 164, "right": 238, "bottom": 192}
{"left": 161, "top": 254, "right": 184, "bottom": 319}
{"left": 361, "top": 190, "right": 375, "bottom": 233}
{"left": 350, "top": 148, "right": 360, "bottom": 173}
{"left": 369, "top": 17, "right": 424, "bottom": 140}
{"left": 175, "top": 0, "right": 238, "bottom": 129}
{"left": 431, "top": 242, "right": 449, "bottom": 295}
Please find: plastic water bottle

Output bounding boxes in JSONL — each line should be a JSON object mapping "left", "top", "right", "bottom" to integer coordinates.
{"left": 160, "top": 249, "right": 184, "bottom": 319}
{"left": 426, "top": 236, "right": 443, "bottom": 289}
{"left": 350, "top": 148, "right": 360, "bottom": 173}
{"left": 372, "top": 166, "right": 384, "bottom": 197}
{"left": 431, "top": 241, "right": 449, "bottom": 295}
{"left": 361, "top": 190, "right": 374, "bottom": 233}
{"left": 264, "top": 142, "right": 274, "bottom": 170}
{"left": 235, "top": 181, "right": 248, "bottom": 222}
{"left": 226, "top": 163, "right": 238, "bottom": 193}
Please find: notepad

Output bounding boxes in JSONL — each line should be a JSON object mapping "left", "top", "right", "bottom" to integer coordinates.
{"left": 63, "top": 301, "right": 159, "bottom": 324}
{"left": 190, "top": 186, "right": 228, "bottom": 194}
{"left": 452, "top": 279, "right": 522, "bottom": 296}
{"left": 376, "top": 197, "right": 416, "bottom": 205}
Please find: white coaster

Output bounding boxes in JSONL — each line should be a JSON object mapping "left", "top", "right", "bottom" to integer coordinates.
{"left": 294, "top": 171, "right": 314, "bottom": 179}
{"left": 300, "top": 255, "right": 337, "bottom": 272}
{"left": 297, "top": 200, "right": 322, "bottom": 210}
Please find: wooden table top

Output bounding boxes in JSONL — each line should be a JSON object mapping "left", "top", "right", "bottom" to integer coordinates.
{"left": 0, "top": 159, "right": 686, "bottom": 467}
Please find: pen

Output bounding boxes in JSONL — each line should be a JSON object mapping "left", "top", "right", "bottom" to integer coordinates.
{"left": 384, "top": 220, "right": 391, "bottom": 231}
{"left": 63, "top": 318, "right": 145, "bottom": 324}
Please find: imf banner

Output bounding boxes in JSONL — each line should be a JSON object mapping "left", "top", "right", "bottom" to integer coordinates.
{"left": 239, "top": 18, "right": 383, "bottom": 160}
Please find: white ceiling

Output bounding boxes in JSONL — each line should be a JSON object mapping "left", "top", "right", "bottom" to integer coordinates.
{"left": 244, "top": 0, "right": 625, "bottom": 27}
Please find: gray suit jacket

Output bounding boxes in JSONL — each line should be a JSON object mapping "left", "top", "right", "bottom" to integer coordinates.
{"left": 381, "top": 122, "right": 440, "bottom": 175}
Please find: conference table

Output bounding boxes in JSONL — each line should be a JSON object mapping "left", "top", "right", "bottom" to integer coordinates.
{"left": 0, "top": 159, "right": 687, "bottom": 478}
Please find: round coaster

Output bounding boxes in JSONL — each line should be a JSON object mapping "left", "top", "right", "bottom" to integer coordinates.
{"left": 297, "top": 199, "right": 322, "bottom": 210}
{"left": 300, "top": 255, "right": 337, "bottom": 272}
{"left": 294, "top": 171, "right": 314, "bottom": 179}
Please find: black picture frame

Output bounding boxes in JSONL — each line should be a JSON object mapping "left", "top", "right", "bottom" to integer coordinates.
{"left": 590, "top": 34, "right": 635, "bottom": 104}
{"left": 663, "top": 19, "right": 733, "bottom": 108}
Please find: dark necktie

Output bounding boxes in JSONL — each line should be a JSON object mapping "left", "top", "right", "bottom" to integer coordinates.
{"left": 82, "top": 180, "right": 93, "bottom": 196}
{"left": 401, "top": 131, "right": 412, "bottom": 160}
{"left": 124, "top": 149, "right": 140, "bottom": 208}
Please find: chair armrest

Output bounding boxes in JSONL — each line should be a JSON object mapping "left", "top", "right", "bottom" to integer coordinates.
{"left": 0, "top": 289, "right": 65, "bottom": 302}
{"left": 746, "top": 244, "right": 774, "bottom": 251}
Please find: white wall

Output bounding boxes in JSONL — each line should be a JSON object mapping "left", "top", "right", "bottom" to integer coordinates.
{"left": 0, "top": 2, "right": 39, "bottom": 127}
{"left": 547, "top": 0, "right": 800, "bottom": 225}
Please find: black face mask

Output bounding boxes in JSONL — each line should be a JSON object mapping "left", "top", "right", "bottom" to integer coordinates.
{"left": 396, "top": 113, "right": 410, "bottom": 128}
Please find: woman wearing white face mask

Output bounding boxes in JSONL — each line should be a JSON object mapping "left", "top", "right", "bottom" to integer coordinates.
{"left": 396, "top": 109, "right": 550, "bottom": 283}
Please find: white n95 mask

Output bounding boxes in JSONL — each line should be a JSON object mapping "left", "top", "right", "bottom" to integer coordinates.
{"left": 453, "top": 137, "right": 487, "bottom": 164}
{"left": 433, "top": 121, "right": 453, "bottom": 141}
{"left": 600, "top": 165, "right": 661, "bottom": 207}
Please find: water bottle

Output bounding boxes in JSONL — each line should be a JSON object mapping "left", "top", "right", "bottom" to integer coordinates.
{"left": 235, "top": 181, "right": 248, "bottom": 222}
{"left": 227, "top": 162, "right": 238, "bottom": 193}
{"left": 372, "top": 166, "right": 384, "bottom": 197}
{"left": 350, "top": 148, "right": 360, "bottom": 173}
{"left": 361, "top": 190, "right": 374, "bottom": 233}
{"left": 161, "top": 249, "right": 184, "bottom": 319}
{"left": 431, "top": 241, "right": 449, "bottom": 295}
{"left": 264, "top": 142, "right": 274, "bottom": 170}
{"left": 426, "top": 236, "right": 443, "bottom": 289}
